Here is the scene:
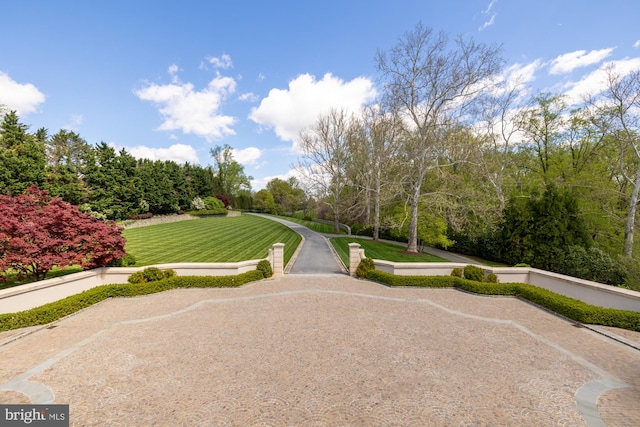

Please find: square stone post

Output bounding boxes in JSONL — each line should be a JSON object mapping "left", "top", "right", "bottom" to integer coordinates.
{"left": 348, "top": 243, "right": 363, "bottom": 277}
{"left": 271, "top": 243, "right": 285, "bottom": 276}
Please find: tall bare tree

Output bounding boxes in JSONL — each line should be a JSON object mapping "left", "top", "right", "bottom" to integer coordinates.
{"left": 347, "top": 105, "right": 403, "bottom": 240}
{"left": 472, "top": 78, "right": 526, "bottom": 214}
{"left": 376, "top": 22, "right": 502, "bottom": 253}
{"left": 593, "top": 69, "right": 640, "bottom": 257}
{"left": 295, "top": 108, "right": 352, "bottom": 233}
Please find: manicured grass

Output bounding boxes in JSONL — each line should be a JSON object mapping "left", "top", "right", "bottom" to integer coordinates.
{"left": 291, "top": 210, "right": 317, "bottom": 219}
{"left": 330, "top": 237, "right": 449, "bottom": 266}
{"left": 266, "top": 214, "right": 343, "bottom": 234}
{"left": 123, "top": 215, "right": 301, "bottom": 266}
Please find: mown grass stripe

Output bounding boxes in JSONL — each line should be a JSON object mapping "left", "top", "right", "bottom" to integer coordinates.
{"left": 124, "top": 216, "right": 301, "bottom": 266}
{"left": 330, "top": 237, "right": 449, "bottom": 265}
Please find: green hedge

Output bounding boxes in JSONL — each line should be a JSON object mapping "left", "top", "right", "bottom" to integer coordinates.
{"left": 188, "top": 208, "right": 228, "bottom": 216}
{"left": 0, "top": 270, "right": 264, "bottom": 332}
{"left": 367, "top": 270, "right": 458, "bottom": 287}
{"left": 365, "top": 270, "right": 640, "bottom": 331}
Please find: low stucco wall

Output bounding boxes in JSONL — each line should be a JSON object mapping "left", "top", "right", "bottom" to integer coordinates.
{"left": 349, "top": 243, "right": 640, "bottom": 312}
{"left": 0, "top": 262, "right": 263, "bottom": 314}
{"left": 0, "top": 244, "right": 285, "bottom": 314}
{"left": 526, "top": 268, "right": 640, "bottom": 312}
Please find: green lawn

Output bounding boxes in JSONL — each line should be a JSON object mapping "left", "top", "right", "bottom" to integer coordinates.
{"left": 124, "top": 215, "right": 301, "bottom": 266}
{"left": 330, "top": 237, "right": 450, "bottom": 266}
{"left": 265, "top": 214, "right": 344, "bottom": 234}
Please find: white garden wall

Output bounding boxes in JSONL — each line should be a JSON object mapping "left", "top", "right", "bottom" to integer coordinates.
{"left": 0, "top": 244, "right": 284, "bottom": 314}
{"left": 349, "top": 243, "right": 640, "bottom": 312}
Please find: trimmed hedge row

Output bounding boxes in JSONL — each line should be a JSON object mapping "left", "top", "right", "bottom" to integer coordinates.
{"left": 366, "top": 270, "right": 640, "bottom": 331}
{"left": 0, "top": 270, "right": 264, "bottom": 332}
{"left": 188, "top": 208, "right": 228, "bottom": 216}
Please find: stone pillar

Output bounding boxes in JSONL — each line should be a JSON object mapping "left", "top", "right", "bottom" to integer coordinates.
{"left": 272, "top": 243, "right": 285, "bottom": 276}
{"left": 348, "top": 243, "right": 363, "bottom": 277}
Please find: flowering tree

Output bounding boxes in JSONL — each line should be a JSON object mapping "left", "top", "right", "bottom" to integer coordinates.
{"left": 0, "top": 186, "right": 126, "bottom": 282}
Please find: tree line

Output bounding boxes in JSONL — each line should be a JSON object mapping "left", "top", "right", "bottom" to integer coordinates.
{"left": 0, "top": 109, "right": 254, "bottom": 220}
{"left": 3, "top": 22, "right": 640, "bottom": 289}
{"left": 291, "top": 23, "right": 640, "bottom": 289}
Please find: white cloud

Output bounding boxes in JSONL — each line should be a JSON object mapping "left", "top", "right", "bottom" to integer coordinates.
{"left": 634, "top": 40, "right": 640, "bottom": 48}
{"left": 62, "top": 114, "right": 84, "bottom": 131}
{"left": 232, "top": 147, "right": 262, "bottom": 166}
{"left": 239, "top": 92, "right": 259, "bottom": 102}
{"left": 549, "top": 48, "right": 614, "bottom": 75}
{"left": 0, "top": 71, "right": 46, "bottom": 115}
{"left": 479, "top": 14, "right": 496, "bottom": 31}
{"left": 251, "top": 169, "right": 300, "bottom": 190}
{"left": 208, "top": 54, "right": 233, "bottom": 69}
{"left": 249, "top": 73, "right": 377, "bottom": 144}
{"left": 258, "top": 73, "right": 266, "bottom": 81}
{"left": 135, "top": 69, "right": 237, "bottom": 141}
{"left": 168, "top": 64, "right": 179, "bottom": 75}
{"left": 561, "top": 57, "right": 640, "bottom": 105}
{"left": 502, "top": 60, "right": 542, "bottom": 88}
{"left": 483, "top": 0, "right": 497, "bottom": 14}
{"left": 128, "top": 143, "right": 200, "bottom": 164}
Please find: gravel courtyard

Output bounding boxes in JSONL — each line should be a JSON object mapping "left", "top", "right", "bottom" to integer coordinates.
{"left": 0, "top": 275, "right": 639, "bottom": 426}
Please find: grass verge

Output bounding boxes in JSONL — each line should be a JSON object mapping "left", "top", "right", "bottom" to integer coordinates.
{"left": 263, "top": 214, "right": 343, "bottom": 234}
{"left": 330, "top": 237, "right": 449, "bottom": 266}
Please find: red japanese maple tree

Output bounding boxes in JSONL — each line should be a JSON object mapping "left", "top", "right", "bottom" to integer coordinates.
{"left": 0, "top": 186, "right": 126, "bottom": 282}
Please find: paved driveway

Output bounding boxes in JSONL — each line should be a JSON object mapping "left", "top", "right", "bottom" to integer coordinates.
{"left": 249, "top": 214, "right": 345, "bottom": 274}
{"left": 0, "top": 275, "right": 639, "bottom": 426}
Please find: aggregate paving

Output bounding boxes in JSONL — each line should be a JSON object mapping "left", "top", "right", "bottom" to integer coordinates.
{"left": 0, "top": 275, "right": 639, "bottom": 426}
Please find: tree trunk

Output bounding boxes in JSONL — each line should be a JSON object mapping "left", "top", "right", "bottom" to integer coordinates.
{"left": 406, "top": 181, "right": 421, "bottom": 253}
{"left": 623, "top": 161, "right": 640, "bottom": 257}
{"left": 333, "top": 203, "right": 340, "bottom": 234}
{"left": 373, "top": 169, "right": 381, "bottom": 241}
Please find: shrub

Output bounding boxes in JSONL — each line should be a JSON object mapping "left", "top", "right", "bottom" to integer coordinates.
{"left": 203, "top": 196, "right": 225, "bottom": 210}
{"left": 191, "top": 197, "right": 206, "bottom": 210}
{"left": 585, "top": 247, "right": 625, "bottom": 285}
{"left": 216, "top": 194, "right": 231, "bottom": 208}
{"left": 456, "top": 278, "right": 516, "bottom": 295}
{"left": 366, "top": 270, "right": 458, "bottom": 288}
{"left": 486, "top": 273, "right": 499, "bottom": 283}
{"left": 563, "top": 246, "right": 625, "bottom": 285}
{"left": 189, "top": 208, "right": 228, "bottom": 216}
{"left": 618, "top": 256, "right": 640, "bottom": 291}
{"left": 107, "top": 253, "right": 137, "bottom": 267}
{"left": 128, "top": 267, "right": 176, "bottom": 284}
{"left": 450, "top": 268, "right": 463, "bottom": 278}
{"left": 257, "top": 260, "right": 273, "bottom": 278}
{"left": 303, "top": 216, "right": 313, "bottom": 222}
{"left": 356, "top": 257, "right": 375, "bottom": 278}
{"left": 129, "top": 212, "right": 153, "bottom": 220}
{"left": 463, "top": 265, "right": 485, "bottom": 282}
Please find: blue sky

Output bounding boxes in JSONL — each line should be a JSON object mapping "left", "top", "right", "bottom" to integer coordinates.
{"left": 2, "top": 0, "right": 640, "bottom": 189}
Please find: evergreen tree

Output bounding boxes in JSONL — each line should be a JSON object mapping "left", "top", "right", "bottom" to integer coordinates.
{"left": 44, "top": 129, "right": 91, "bottom": 205}
{"left": 83, "top": 143, "right": 140, "bottom": 219}
{"left": 0, "top": 111, "right": 46, "bottom": 195}
{"left": 499, "top": 183, "right": 591, "bottom": 271}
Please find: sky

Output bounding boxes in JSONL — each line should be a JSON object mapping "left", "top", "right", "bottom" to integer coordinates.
{"left": 2, "top": 0, "right": 640, "bottom": 189}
